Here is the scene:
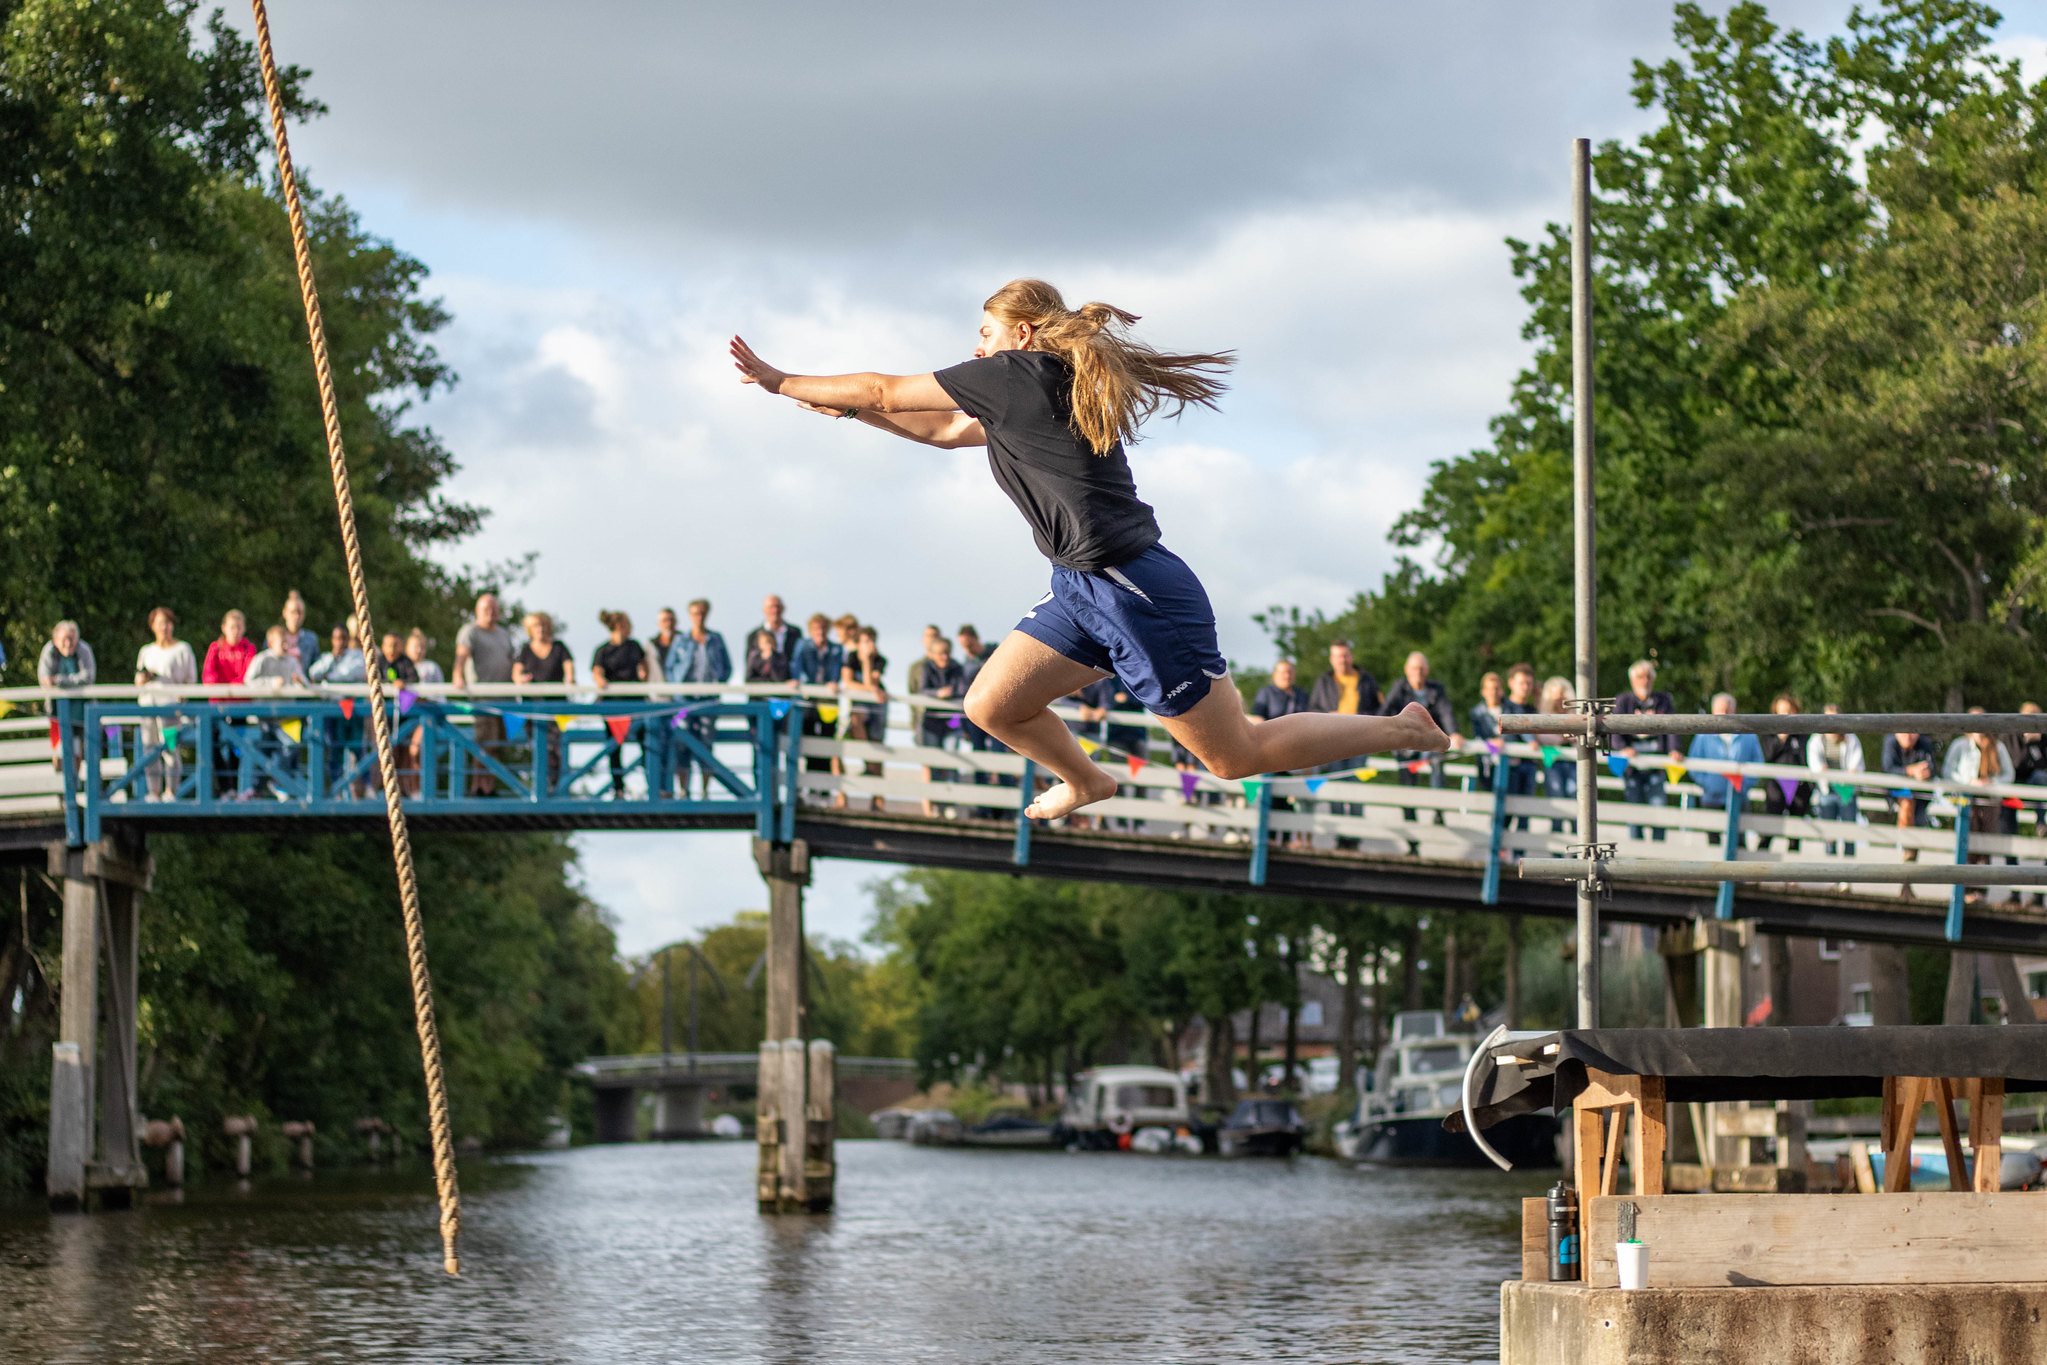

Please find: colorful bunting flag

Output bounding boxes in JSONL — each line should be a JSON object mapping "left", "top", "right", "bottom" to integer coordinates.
{"left": 1125, "top": 756, "right": 1145, "bottom": 777}
{"left": 161, "top": 726, "right": 181, "bottom": 749}
{"left": 1242, "top": 778, "right": 1268, "bottom": 800}
{"left": 338, "top": 698, "right": 355, "bottom": 720}
{"left": 555, "top": 714, "right": 576, "bottom": 733}
{"left": 397, "top": 688, "right": 417, "bottom": 716}
{"left": 1404, "top": 760, "right": 1427, "bottom": 774}
{"left": 1485, "top": 738, "right": 1503, "bottom": 756}
{"left": 1776, "top": 778, "right": 1798, "bottom": 803}
{"left": 1665, "top": 761, "right": 1687, "bottom": 783}
{"left": 505, "top": 713, "right": 527, "bottom": 740}
{"left": 1180, "top": 772, "right": 1200, "bottom": 799}
{"left": 2003, "top": 797, "right": 2025, "bottom": 810}
{"left": 1727, "top": 774, "right": 1744, "bottom": 794}
{"left": 0, "top": 700, "right": 16, "bottom": 719}
{"left": 768, "top": 698, "right": 794, "bottom": 720}
{"left": 48, "top": 720, "right": 60, "bottom": 748}
{"left": 1539, "top": 745, "right": 1560, "bottom": 768}
{"left": 280, "top": 719, "right": 303, "bottom": 744}
{"left": 1077, "top": 738, "right": 1101, "bottom": 755}
{"left": 818, "top": 705, "right": 839, "bottom": 724}
{"left": 1606, "top": 754, "right": 1627, "bottom": 778}
{"left": 606, "top": 716, "right": 632, "bottom": 744}
{"left": 671, "top": 707, "right": 693, "bottom": 728}
{"left": 1833, "top": 784, "right": 1857, "bottom": 804}
{"left": 1305, "top": 777, "right": 1327, "bottom": 795}
{"left": 1352, "top": 768, "right": 1378, "bottom": 782}
{"left": 103, "top": 725, "right": 121, "bottom": 746}
{"left": 947, "top": 714, "right": 964, "bottom": 729}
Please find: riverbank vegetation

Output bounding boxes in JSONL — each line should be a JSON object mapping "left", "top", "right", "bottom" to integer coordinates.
{"left": 0, "top": 1, "right": 630, "bottom": 1190}
{"left": 1263, "top": 0, "right": 2047, "bottom": 715}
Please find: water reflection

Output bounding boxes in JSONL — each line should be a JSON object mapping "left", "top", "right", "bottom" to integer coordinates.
{"left": 0, "top": 1142, "right": 1539, "bottom": 1363}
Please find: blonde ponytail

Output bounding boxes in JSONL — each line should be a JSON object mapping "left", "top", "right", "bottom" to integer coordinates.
{"left": 983, "top": 279, "right": 1233, "bottom": 455}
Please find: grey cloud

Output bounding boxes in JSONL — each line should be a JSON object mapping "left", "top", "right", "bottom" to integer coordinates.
{"left": 250, "top": 0, "right": 1851, "bottom": 257}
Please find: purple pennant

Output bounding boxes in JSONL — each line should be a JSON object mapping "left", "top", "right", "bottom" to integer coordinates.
{"left": 672, "top": 708, "right": 693, "bottom": 728}
{"left": 1776, "top": 778, "right": 1798, "bottom": 803}
{"left": 397, "top": 688, "right": 417, "bottom": 716}
{"left": 1180, "top": 771, "right": 1200, "bottom": 799}
{"left": 1486, "top": 738, "right": 1503, "bottom": 756}
{"left": 947, "top": 714, "right": 964, "bottom": 729}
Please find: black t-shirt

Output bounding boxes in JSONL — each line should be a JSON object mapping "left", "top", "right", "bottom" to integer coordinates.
{"left": 516, "top": 642, "right": 570, "bottom": 684}
{"left": 934, "top": 350, "right": 1162, "bottom": 572}
{"left": 592, "top": 639, "right": 646, "bottom": 683}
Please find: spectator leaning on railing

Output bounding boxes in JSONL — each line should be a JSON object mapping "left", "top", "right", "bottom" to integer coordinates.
{"left": 591, "top": 611, "right": 649, "bottom": 799}
{"left": 1500, "top": 664, "right": 1540, "bottom": 831}
{"left": 1807, "top": 703, "right": 1865, "bottom": 855}
{"left": 1468, "top": 670, "right": 1506, "bottom": 787}
{"left": 406, "top": 629, "right": 444, "bottom": 685}
{"left": 1307, "top": 639, "right": 1380, "bottom": 719}
{"left": 1611, "top": 659, "right": 1675, "bottom": 841}
{"left": 1382, "top": 652, "right": 1459, "bottom": 823}
{"left": 514, "top": 612, "right": 574, "bottom": 791}
{"left": 1881, "top": 729, "right": 1937, "bottom": 830}
{"left": 1686, "top": 693, "right": 1763, "bottom": 814}
{"left": 40, "top": 620, "right": 96, "bottom": 775}
{"left": 666, "top": 599, "right": 731, "bottom": 799}
{"left": 454, "top": 592, "right": 517, "bottom": 796}
{"left": 745, "top": 627, "right": 791, "bottom": 684}
{"left": 757, "top": 595, "right": 801, "bottom": 662}
{"left": 281, "top": 590, "right": 319, "bottom": 678}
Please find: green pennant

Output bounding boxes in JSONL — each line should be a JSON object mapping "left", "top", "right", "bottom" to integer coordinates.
{"left": 161, "top": 726, "right": 181, "bottom": 749}
{"left": 1539, "top": 744, "right": 1559, "bottom": 768}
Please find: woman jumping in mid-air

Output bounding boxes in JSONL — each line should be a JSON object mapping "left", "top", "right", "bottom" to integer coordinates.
{"left": 730, "top": 278, "right": 1448, "bottom": 820}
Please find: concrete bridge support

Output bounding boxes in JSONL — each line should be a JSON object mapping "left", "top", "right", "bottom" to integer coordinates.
{"left": 653, "top": 1085, "right": 706, "bottom": 1139}
{"left": 753, "top": 838, "right": 833, "bottom": 1212}
{"left": 593, "top": 1086, "right": 637, "bottom": 1143}
{"left": 46, "top": 834, "right": 152, "bottom": 1208}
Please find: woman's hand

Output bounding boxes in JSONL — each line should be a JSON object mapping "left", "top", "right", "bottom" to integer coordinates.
{"left": 793, "top": 399, "right": 856, "bottom": 419}
{"left": 730, "top": 336, "right": 788, "bottom": 395}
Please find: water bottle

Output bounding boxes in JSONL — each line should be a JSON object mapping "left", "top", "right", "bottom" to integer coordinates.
{"left": 1546, "top": 1180, "right": 1579, "bottom": 1281}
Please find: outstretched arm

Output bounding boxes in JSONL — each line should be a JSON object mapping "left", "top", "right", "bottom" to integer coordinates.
{"left": 731, "top": 336, "right": 958, "bottom": 413}
{"left": 795, "top": 401, "right": 984, "bottom": 449}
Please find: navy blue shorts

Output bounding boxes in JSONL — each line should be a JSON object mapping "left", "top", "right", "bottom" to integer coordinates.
{"left": 1013, "top": 543, "right": 1228, "bottom": 718}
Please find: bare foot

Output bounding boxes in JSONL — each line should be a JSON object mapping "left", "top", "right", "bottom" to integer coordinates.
{"left": 1397, "top": 702, "right": 1451, "bottom": 752}
{"left": 1025, "top": 770, "right": 1118, "bottom": 820}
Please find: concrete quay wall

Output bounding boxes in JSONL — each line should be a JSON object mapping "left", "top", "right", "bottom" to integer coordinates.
{"left": 1503, "top": 1280, "right": 2047, "bottom": 1365}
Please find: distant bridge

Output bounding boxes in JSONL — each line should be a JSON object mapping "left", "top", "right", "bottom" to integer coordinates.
{"left": 574, "top": 1052, "right": 920, "bottom": 1141}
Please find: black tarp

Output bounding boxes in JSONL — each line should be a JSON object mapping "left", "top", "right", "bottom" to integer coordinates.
{"left": 1447, "top": 1026, "right": 2047, "bottom": 1134}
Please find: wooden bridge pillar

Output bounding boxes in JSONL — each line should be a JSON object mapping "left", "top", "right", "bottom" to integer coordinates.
{"left": 46, "top": 835, "right": 152, "bottom": 1208}
{"left": 753, "top": 838, "right": 832, "bottom": 1212}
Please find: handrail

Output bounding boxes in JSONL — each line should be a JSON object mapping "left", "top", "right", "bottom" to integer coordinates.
{"left": 1502, "top": 710, "right": 2046, "bottom": 737}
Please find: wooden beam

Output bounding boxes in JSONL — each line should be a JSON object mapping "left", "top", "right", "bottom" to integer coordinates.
{"left": 1584, "top": 1192, "right": 2047, "bottom": 1288}
{"left": 1600, "top": 1107, "right": 1627, "bottom": 1196}
{"left": 1849, "top": 1140, "right": 1877, "bottom": 1194}
{"left": 1970, "top": 1078, "right": 2005, "bottom": 1194}
{"left": 1932, "top": 1077, "right": 1970, "bottom": 1193}
{"left": 1574, "top": 1104, "right": 1605, "bottom": 1200}
{"left": 1882, "top": 1076, "right": 1921, "bottom": 1193}
{"left": 1633, "top": 1075, "right": 1666, "bottom": 1196}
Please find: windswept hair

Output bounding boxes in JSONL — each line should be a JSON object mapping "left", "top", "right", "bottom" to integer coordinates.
{"left": 983, "top": 279, "right": 1233, "bottom": 455}
{"left": 598, "top": 609, "right": 631, "bottom": 632}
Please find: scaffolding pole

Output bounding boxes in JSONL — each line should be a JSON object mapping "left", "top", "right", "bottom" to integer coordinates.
{"left": 1519, "top": 861, "right": 2047, "bottom": 886}
{"left": 1570, "top": 137, "right": 1601, "bottom": 1030}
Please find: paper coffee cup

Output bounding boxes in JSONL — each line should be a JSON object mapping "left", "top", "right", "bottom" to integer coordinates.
{"left": 1616, "top": 1240, "right": 1649, "bottom": 1290}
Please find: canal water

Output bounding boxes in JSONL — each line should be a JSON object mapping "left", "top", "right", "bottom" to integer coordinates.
{"left": 0, "top": 1141, "right": 1545, "bottom": 1363}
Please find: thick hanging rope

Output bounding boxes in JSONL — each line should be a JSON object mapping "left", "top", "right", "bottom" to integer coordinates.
{"left": 249, "top": 0, "right": 462, "bottom": 1276}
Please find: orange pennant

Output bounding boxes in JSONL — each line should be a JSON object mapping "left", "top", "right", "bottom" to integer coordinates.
{"left": 606, "top": 716, "right": 632, "bottom": 744}
{"left": 338, "top": 697, "right": 355, "bottom": 720}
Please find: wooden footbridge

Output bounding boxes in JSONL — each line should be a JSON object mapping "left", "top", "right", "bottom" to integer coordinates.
{"left": 10, "top": 680, "right": 2047, "bottom": 1208}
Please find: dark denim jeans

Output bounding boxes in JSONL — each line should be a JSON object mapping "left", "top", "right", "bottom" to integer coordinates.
{"left": 1622, "top": 766, "right": 1667, "bottom": 841}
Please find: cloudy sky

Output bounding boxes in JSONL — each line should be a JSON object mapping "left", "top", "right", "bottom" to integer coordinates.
{"left": 237, "top": 1, "right": 2046, "bottom": 955}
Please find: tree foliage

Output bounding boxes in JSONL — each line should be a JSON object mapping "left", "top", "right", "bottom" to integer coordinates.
{"left": 1270, "top": 0, "right": 2047, "bottom": 715}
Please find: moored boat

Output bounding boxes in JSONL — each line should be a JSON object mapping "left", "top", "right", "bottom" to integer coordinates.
{"left": 1338, "top": 1011, "right": 1559, "bottom": 1168}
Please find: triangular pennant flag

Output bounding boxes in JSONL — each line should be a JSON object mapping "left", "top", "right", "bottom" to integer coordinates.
{"left": 1607, "top": 754, "right": 1627, "bottom": 778}
{"left": 1727, "top": 774, "right": 1744, "bottom": 794}
{"left": 1539, "top": 745, "right": 1559, "bottom": 768}
{"left": 1305, "top": 777, "right": 1326, "bottom": 795}
{"left": 1352, "top": 768, "right": 1377, "bottom": 782}
{"left": 280, "top": 719, "right": 303, "bottom": 743}
{"left": 1833, "top": 784, "right": 1856, "bottom": 804}
{"left": 161, "top": 726, "right": 181, "bottom": 748}
{"left": 818, "top": 705, "right": 839, "bottom": 724}
{"left": 338, "top": 697, "right": 355, "bottom": 720}
{"left": 1665, "top": 761, "right": 1686, "bottom": 783}
{"left": 2003, "top": 797, "right": 2025, "bottom": 810}
{"left": 555, "top": 714, "right": 576, "bottom": 732}
{"left": 1077, "top": 738, "right": 1100, "bottom": 755}
{"left": 606, "top": 716, "right": 632, "bottom": 744}
{"left": 1126, "top": 756, "right": 1145, "bottom": 776}
{"left": 1776, "top": 778, "right": 1797, "bottom": 803}
{"left": 1241, "top": 778, "right": 1268, "bottom": 800}
{"left": 1180, "top": 771, "right": 1200, "bottom": 798}
{"left": 1404, "top": 760, "right": 1427, "bottom": 774}
{"left": 768, "top": 698, "right": 793, "bottom": 720}
{"left": 0, "top": 699, "right": 14, "bottom": 719}
{"left": 1485, "top": 738, "right": 1503, "bottom": 756}
{"left": 48, "top": 720, "right": 60, "bottom": 748}
{"left": 672, "top": 707, "right": 693, "bottom": 727}
{"left": 505, "top": 713, "right": 527, "bottom": 740}
{"left": 1745, "top": 995, "right": 1774, "bottom": 1028}
{"left": 103, "top": 724, "right": 121, "bottom": 745}
{"left": 397, "top": 688, "right": 417, "bottom": 716}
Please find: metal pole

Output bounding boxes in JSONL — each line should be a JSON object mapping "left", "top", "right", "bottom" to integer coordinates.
{"left": 1571, "top": 137, "right": 1600, "bottom": 1030}
{"left": 660, "top": 947, "right": 672, "bottom": 1060}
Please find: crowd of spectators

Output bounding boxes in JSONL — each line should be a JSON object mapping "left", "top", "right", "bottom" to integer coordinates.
{"left": 28, "top": 601, "right": 2047, "bottom": 835}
